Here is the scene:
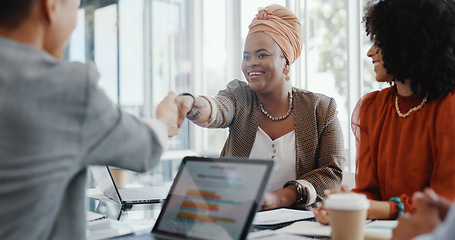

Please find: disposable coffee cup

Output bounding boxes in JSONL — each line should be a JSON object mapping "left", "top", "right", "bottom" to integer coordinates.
{"left": 325, "top": 193, "right": 370, "bottom": 240}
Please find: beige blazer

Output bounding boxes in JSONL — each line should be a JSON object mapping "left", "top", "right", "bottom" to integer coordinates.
{"left": 205, "top": 79, "right": 345, "bottom": 208}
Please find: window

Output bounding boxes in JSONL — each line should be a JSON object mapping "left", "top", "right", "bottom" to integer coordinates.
{"left": 299, "top": 0, "right": 350, "bottom": 167}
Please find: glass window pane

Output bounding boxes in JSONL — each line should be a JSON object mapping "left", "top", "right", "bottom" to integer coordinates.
{"left": 203, "top": 0, "right": 227, "bottom": 154}
{"left": 94, "top": 5, "right": 119, "bottom": 103}
{"left": 204, "top": 0, "right": 226, "bottom": 95}
{"left": 68, "top": 9, "right": 86, "bottom": 62}
{"left": 302, "top": 1, "right": 350, "bottom": 164}
{"left": 151, "top": 0, "right": 189, "bottom": 150}
{"left": 119, "top": 0, "right": 144, "bottom": 115}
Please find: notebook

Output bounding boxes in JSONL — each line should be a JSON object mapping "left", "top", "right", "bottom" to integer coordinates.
{"left": 90, "top": 166, "right": 169, "bottom": 207}
{"left": 116, "top": 156, "right": 274, "bottom": 240}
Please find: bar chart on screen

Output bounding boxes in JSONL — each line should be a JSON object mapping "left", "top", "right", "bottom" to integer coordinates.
{"left": 175, "top": 189, "right": 240, "bottom": 225}
{"left": 156, "top": 160, "right": 269, "bottom": 239}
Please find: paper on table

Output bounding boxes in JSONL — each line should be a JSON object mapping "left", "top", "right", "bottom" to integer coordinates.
{"left": 276, "top": 220, "right": 398, "bottom": 239}
{"left": 247, "top": 230, "right": 315, "bottom": 240}
{"left": 253, "top": 208, "right": 314, "bottom": 225}
{"left": 275, "top": 221, "right": 331, "bottom": 236}
{"left": 364, "top": 220, "right": 397, "bottom": 240}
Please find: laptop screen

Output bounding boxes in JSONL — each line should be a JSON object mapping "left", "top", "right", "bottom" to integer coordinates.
{"left": 152, "top": 156, "right": 274, "bottom": 240}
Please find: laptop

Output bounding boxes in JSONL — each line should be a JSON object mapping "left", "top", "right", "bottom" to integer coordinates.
{"left": 90, "top": 166, "right": 169, "bottom": 207}
{"left": 116, "top": 156, "right": 274, "bottom": 240}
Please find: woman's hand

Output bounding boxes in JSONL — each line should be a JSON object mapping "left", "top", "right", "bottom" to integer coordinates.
{"left": 261, "top": 187, "right": 298, "bottom": 211}
{"left": 313, "top": 185, "right": 351, "bottom": 225}
{"left": 313, "top": 204, "right": 330, "bottom": 225}
{"left": 261, "top": 191, "right": 280, "bottom": 211}
{"left": 156, "top": 92, "right": 180, "bottom": 137}
{"left": 323, "top": 184, "right": 351, "bottom": 195}
{"left": 174, "top": 93, "right": 211, "bottom": 124}
{"left": 174, "top": 94, "right": 194, "bottom": 127}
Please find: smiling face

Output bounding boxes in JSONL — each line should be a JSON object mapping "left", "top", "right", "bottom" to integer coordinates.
{"left": 241, "top": 32, "right": 288, "bottom": 94}
{"left": 367, "top": 44, "right": 394, "bottom": 83}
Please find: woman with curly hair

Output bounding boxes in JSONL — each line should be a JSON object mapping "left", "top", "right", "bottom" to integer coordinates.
{"left": 314, "top": 0, "right": 455, "bottom": 223}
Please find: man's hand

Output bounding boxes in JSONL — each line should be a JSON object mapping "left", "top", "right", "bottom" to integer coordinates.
{"left": 392, "top": 189, "right": 445, "bottom": 240}
{"left": 156, "top": 92, "right": 180, "bottom": 137}
{"left": 420, "top": 188, "right": 452, "bottom": 220}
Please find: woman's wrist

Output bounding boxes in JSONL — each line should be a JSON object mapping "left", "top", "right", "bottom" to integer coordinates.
{"left": 278, "top": 187, "right": 299, "bottom": 207}
{"left": 178, "top": 93, "right": 206, "bottom": 120}
{"left": 283, "top": 180, "right": 309, "bottom": 205}
{"left": 389, "top": 197, "right": 404, "bottom": 219}
{"left": 367, "top": 199, "right": 393, "bottom": 220}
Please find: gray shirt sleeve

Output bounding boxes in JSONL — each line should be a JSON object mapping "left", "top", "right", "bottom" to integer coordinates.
{"left": 80, "top": 64, "right": 165, "bottom": 172}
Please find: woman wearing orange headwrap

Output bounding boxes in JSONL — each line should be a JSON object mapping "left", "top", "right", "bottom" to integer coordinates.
{"left": 174, "top": 4, "right": 345, "bottom": 210}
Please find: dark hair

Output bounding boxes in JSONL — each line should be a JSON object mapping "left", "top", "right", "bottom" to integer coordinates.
{"left": 0, "top": 0, "right": 38, "bottom": 30}
{"left": 363, "top": 0, "right": 455, "bottom": 100}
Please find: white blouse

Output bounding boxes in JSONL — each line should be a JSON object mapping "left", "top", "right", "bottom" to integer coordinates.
{"left": 249, "top": 127, "right": 296, "bottom": 191}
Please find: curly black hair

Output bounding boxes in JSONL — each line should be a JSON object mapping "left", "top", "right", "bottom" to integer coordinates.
{"left": 363, "top": 0, "right": 455, "bottom": 100}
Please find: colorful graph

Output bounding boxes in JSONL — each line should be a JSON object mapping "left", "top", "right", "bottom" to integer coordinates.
{"left": 181, "top": 200, "right": 218, "bottom": 211}
{"left": 176, "top": 189, "right": 237, "bottom": 224}
{"left": 177, "top": 212, "right": 236, "bottom": 224}
{"left": 186, "top": 189, "right": 220, "bottom": 199}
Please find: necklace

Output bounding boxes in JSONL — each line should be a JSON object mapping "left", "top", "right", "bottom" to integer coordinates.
{"left": 395, "top": 94, "right": 428, "bottom": 118}
{"left": 259, "top": 91, "right": 293, "bottom": 121}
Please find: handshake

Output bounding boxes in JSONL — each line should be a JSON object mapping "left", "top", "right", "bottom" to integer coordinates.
{"left": 155, "top": 91, "right": 200, "bottom": 137}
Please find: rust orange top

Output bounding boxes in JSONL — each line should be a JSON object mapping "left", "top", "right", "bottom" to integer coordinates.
{"left": 351, "top": 86, "right": 455, "bottom": 218}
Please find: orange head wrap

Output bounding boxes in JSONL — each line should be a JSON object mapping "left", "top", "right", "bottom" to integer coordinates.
{"left": 247, "top": 4, "right": 303, "bottom": 64}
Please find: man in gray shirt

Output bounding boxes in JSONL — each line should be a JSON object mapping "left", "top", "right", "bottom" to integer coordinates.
{"left": 0, "top": 0, "right": 183, "bottom": 239}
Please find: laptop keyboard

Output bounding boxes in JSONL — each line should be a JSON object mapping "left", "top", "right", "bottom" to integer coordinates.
{"left": 118, "top": 189, "right": 161, "bottom": 199}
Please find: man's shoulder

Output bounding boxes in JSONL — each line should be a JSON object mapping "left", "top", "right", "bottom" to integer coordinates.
{"left": 0, "top": 37, "right": 99, "bottom": 87}
{"left": 58, "top": 61, "right": 100, "bottom": 84}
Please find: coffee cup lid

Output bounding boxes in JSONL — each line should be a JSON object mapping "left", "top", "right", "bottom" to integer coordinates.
{"left": 324, "top": 193, "right": 370, "bottom": 210}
